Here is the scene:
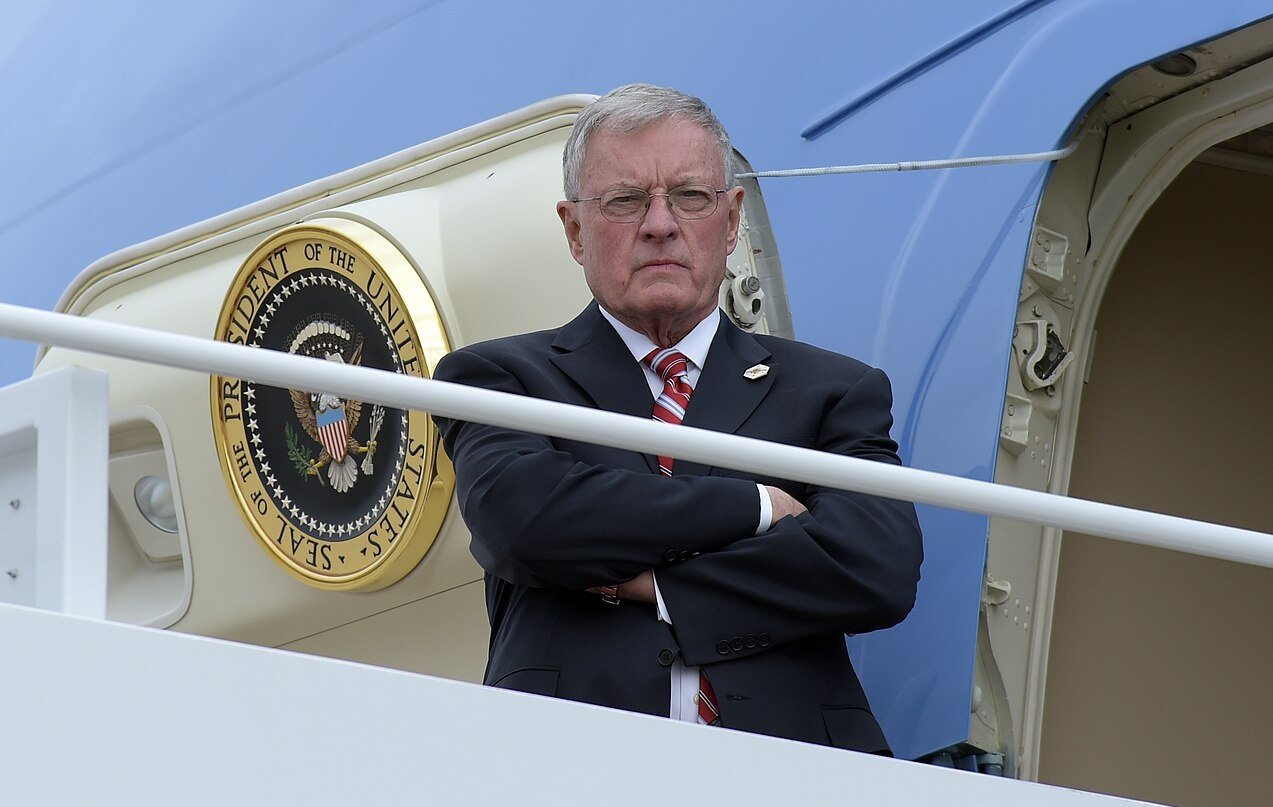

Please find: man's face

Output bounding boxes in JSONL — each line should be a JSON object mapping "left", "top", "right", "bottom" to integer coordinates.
{"left": 557, "top": 118, "right": 744, "bottom": 333}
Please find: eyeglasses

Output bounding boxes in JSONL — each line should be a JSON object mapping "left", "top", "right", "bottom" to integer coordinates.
{"left": 571, "top": 184, "right": 727, "bottom": 223}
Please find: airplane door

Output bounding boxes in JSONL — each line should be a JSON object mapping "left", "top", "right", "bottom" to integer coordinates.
{"left": 992, "top": 19, "right": 1273, "bottom": 806}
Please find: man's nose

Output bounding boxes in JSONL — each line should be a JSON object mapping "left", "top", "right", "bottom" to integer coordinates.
{"left": 639, "top": 194, "right": 680, "bottom": 240}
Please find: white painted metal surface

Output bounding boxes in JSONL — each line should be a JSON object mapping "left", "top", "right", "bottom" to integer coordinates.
{"left": 3, "top": 300, "right": 1273, "bottom": 571}
{"left": 0, "top": 367, "right": 108, "bottom": 617}
{"left": 0, "top": 602, "right": 1153, "bottom": 806}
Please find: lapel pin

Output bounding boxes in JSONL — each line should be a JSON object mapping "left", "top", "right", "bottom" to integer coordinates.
{"left": 743, "top": 363, "right": 770, "bottom": 381}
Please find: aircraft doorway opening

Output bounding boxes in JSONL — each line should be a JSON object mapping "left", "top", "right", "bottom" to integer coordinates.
{"left": 1038, "top": 142, "right": 1273, "bottom": 806}
{"left": 979, "top": 21, "right": 1273, "bottom": 803}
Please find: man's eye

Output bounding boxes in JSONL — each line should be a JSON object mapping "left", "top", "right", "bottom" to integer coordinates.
{"left": 606, "top": 192, "right": 643, "bottom": 206}
{"left": 673, "top": 187, "right": 713, "bottom": 207}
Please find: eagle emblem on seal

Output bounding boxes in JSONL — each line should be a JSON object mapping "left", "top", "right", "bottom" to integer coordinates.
{"left": 285, "top": 317, "right": 384, "bottom": 493}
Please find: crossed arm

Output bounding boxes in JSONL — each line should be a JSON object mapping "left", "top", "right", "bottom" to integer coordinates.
{"left": 433, "top": 347, "right": 923, "bottom": 665}
{"left": 595, "top": 487, "right": 806, "bottom": 603}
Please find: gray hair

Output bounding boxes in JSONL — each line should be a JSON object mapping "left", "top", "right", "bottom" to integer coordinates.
{"left": 562, "top": 83, "right": 735, "bottom": 199}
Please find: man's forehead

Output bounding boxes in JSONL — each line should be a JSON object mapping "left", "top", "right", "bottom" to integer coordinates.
{"left": 582, "top": 119, "right": 721, "bottom": 187}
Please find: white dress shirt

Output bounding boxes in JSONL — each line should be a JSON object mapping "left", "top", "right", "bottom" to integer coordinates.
{"left": 597, "top": 306, "right": 773, "bottom": 722}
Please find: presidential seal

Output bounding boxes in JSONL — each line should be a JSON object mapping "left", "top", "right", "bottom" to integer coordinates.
{"left": 211, "top": 219, "right": 453, "bottom": 590}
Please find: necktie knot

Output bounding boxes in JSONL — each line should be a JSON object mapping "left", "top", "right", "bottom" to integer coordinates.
{"left": 643, "top": 348, "right": 690, "bottom": 382}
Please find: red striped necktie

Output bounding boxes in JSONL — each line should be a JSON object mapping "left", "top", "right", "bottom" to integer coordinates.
{"left": 642, "top": 348, "right": 723, "bottom": 727}
{"left": 645, "top": 348, "right": 694, "bottom": 474}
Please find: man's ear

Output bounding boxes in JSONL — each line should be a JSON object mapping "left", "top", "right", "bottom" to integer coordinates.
{"left": 557, "top": 200, "right": 586, "bottom": 266}
{"left": 724, "top": 186, "right": 745, "bottom": 255}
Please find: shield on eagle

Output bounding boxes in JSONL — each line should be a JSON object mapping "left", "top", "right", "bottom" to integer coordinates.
{"left": 315, "top": 401, "right": 350, "bottom": 462}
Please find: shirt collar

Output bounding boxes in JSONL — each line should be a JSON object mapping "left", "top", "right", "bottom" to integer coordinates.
{"left": 598, "top": 306, "right": 720, "bottom": 371}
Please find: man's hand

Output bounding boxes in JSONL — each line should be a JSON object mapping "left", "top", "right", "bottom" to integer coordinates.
{"left": 766, "top": 485, "right": 807, "bottom": 522}
{"left": 587, "top": 569, "right": 656, "bottom": 603}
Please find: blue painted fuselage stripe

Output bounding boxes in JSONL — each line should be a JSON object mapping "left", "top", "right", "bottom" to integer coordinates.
{"left": 801, "top": 0, "right": 1055, "bottom": 140}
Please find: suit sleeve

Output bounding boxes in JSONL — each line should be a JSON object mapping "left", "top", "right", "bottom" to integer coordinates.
{"left": 654, "top": 366, "right": 923, "bottom": 666}
{"left": 432, "top": 347, "right": 762, "bottom": 590}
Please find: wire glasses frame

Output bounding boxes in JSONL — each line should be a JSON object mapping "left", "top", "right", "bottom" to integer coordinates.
{"left": 570, "top": 184, "right": 727, "bottom": 223}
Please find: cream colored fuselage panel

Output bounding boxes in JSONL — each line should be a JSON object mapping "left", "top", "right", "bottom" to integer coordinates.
{"left": 38, "top": 116, "right": 591, "bottom": 682}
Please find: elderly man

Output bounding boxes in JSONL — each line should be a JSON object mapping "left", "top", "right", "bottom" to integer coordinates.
{"left": 432, "top": 84, "right": 922, "bottom": 752}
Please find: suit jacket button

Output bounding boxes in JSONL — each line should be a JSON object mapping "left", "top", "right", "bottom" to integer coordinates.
{"left": 716, "top": 640, "right": 731, "bottom": 656}
{"left": 664, "top": 549, "right": 678, "bottom": 562}
{"left": 730, "top": 637, "right": 745, "bottom": 651}
{"left": 658, "top": 649, "right": 676, "bottom": 667}
{"left": 744, "top": 634, "right": 758, "bottom": 649}
{"left": 678, "top": 550, "right": 693, "bottom": 561}
{"left": 758, "top": 633, "right": 771, "bottom": 647}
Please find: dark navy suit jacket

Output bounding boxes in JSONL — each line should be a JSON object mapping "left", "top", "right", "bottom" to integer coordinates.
{"left": 432, "top": 303, "right": 922, "bottom": 752}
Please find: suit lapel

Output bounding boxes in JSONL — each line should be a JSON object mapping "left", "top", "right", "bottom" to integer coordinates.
{"left": 676, "top": 319, "right": 775, "bottom": 477}
{"left": 549, "top": 303, "right": 659, "bottom": 473}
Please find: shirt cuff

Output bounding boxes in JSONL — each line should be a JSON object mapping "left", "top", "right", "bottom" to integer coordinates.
{"left": 653, "top": 573, "right": 672, "bottom": 624}
{"left": 756, "top": 483, "right": 773, "bottom": 534}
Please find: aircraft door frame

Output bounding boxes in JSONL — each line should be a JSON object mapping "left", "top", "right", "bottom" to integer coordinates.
{"left": 996, "top": 43, "right": 1273, "bottom": 781}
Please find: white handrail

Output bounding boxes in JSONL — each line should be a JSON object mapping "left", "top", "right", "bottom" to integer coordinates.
{"left": 5, "top": 300, "right": 1272, "bottom": 569}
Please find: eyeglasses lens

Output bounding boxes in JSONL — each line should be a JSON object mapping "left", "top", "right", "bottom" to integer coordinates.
{"left": 598, "top": 185, "right": 720, "bottom": 222}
